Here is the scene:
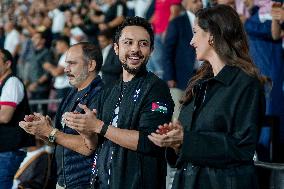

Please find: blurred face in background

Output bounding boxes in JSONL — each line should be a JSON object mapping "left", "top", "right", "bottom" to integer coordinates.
{"left": 64, "top": 10, "right": 73, "bottom": 23}
{"left": 183, "top": 0, "right": 203, "bottom": 13}
{"left": 43, "top": 17, "right": 52, "bottom": 28}
{"left": 33, "top": 1, "right": 47, "bottom": 12}
{"left": 56, "top": 40, "right": 68, "bottom": 54}
{"left": 74, "top": 0, "right": 82, "bottom": 6}
{"left": 31, "top": 13, "right": 44, "bottom": 26}
{"left": 4, "top": 22, "right": 13, "bottom": 33}
{"left": 217, "top": 0, "right": 236, "bottom": 8}
{"left": 0, "top": 52, "right": 10, "bottom": 78}
{"left": 243, "top": 0, "right": 254, "bottom": 9}
{"left": 32, "top": 33, "right": 45, "bottom": 49}
{"left": 80, "top": 6, "right": 89, "bottom": 16}
{"left": 72, "top": 14, "right": 83, "bottom": 26}
{"left": 46, "top": 0, "right": 57, "bottom": 11}
{"left": 98, "top": 35, "right": 112, "bottom": 49}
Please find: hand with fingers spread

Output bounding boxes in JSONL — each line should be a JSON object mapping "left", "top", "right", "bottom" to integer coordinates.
{"left": 63, "top": 104, "right": 104, "bottom": 136}
{"left": 19, "top": 113, "right": 53, "bottom": 141}
{"left": 148, "top": 121, "right": 184, "bottom": 153}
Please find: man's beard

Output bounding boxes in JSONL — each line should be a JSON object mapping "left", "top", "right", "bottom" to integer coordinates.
{"left": 68, "top": 65, "right": 88, "bottom": 87}
{"left": 121, "top": 52, "right": 149, "bottom": 75}
{"left": 121, "top": 62, "right": 147, "bottom": 75}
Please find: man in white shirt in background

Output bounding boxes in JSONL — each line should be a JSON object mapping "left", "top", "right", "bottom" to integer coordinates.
{"left": 4, "top": 20, "right": 21, "bottom": 74}
{"left": 43, "top": 35, "right": 71, "bottom": 99}
{"left": 48, "top": 4, "right": 66, "bottom": 39}
{"left": 4, "top": 21, "right": 20, "bottom": 58}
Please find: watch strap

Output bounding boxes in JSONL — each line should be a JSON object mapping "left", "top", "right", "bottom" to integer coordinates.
{"left": 48, "top": 128, "right": 58, "bottom": 143}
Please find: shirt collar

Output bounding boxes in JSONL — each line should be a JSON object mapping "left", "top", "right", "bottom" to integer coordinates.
{"left": 186, "top": 10, "right": 196, "bottom": 28}
{"left": 212, "top": 65, "right": 240, "bottom": 86}
{"left": 102, "top": 44, "right": 112, "bottom": 54}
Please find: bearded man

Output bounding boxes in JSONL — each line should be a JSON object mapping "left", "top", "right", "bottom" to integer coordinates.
{"left": 20, "top": 42, "right": 103, "bottom": 189}
{"left": 63, "top": 17, "right": 174, "bottom": 189}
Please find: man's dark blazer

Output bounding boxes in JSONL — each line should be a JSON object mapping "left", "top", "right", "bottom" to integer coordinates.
{"left": 163, "top": 12, "right": 196, "bottom": 90}
{"left": 101, "top": 46, "right": 122, "bottom": 85}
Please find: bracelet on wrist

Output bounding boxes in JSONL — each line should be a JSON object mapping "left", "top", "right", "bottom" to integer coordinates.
{"left": 99, "top": 122, "right": 109, "bottom": 136}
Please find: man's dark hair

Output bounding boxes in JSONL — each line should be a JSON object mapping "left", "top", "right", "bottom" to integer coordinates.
{"left": 72, "top": 42, "right": 103, "bottom": 73}
{"left": 56, "top": 35, "right": 70, "bottom": 46}
{"left": 98, "top": 29, "right": 114, "bottom": 40}
{"left": 36, "top": 30, "right": 49, "bottom": 40}
{"left": 34, "top": 30, "right": 49, "bottom": 48}
{"left": 114, "top": 16, "right": 154, "bottom": 50}
{"left": 0, "top": 48, "right": 13, "bottom": 63}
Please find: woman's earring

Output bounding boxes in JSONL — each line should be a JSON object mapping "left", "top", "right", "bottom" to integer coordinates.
{"left": 208, "top": 39, "right": 214, "bottom": 46}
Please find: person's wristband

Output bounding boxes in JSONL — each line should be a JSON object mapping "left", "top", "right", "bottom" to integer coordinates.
{"left": 99, "top": 122, "right": 109, "bottom": 136}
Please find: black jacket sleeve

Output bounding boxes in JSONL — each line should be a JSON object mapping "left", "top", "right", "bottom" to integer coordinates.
{"left": 136, "top": 80, "right": 174, "bottom": 156}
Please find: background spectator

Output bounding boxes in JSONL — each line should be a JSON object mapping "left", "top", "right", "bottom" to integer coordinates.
{"left": 97, "top": 29, "right": 122, "bottom": 85}
{"left": 43, "top": 35, "right": 71, "bottom": 99}
{"left": 26, "top": 31, "right": 53, "bottom": 114}
{"left": 0, "top": 48, "right": 34, "bottom": 189}
{"left": 147, "top": 0, "right": 182, "bottom": 78}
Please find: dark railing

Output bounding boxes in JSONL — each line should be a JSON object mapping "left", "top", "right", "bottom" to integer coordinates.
{"left": 29, "top": 99, "right": 62, "bottom": 114}
{"left": 255, "top": 115, "right": 284, "bottom": 189}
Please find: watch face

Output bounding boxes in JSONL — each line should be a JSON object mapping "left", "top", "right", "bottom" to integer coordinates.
{"left": 48, "top": 128, "right": 58, "bottom": 143}
{"left": 48, "top": 135, "right": 55, "bottom": 143}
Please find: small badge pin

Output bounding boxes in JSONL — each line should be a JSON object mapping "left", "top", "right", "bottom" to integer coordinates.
{"left": 133, "top": 89, "right": 141, "bottom": 102}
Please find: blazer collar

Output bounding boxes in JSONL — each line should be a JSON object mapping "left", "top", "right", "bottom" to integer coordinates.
{"left": 212, "top": 65, "right": 240, "bottom": 86}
